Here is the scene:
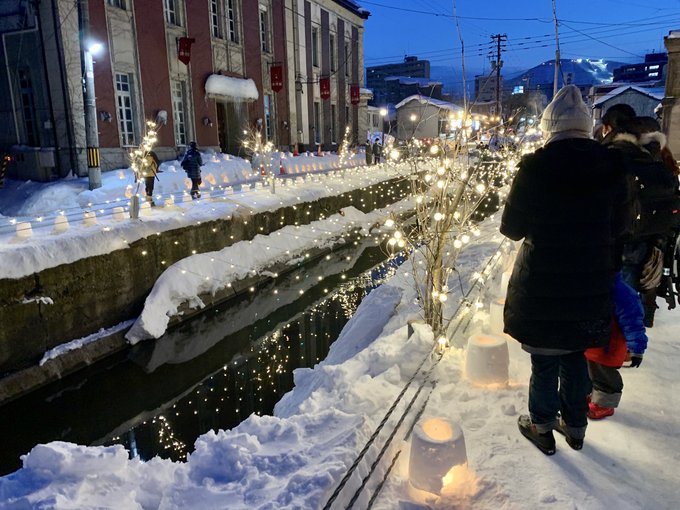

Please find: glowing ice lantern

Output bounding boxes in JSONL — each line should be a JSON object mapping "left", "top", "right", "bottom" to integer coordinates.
{"left": 409, "top": 417, "right": 467, "bottom": 497}
{"left": 182, "top": 194, "right": 193, "bottom": 203}
{"left": 489, "top": 297, "right": 505, "bottom": 335}
{"left": 53, "top": 215, "right": 69, "bottom": 233}
{"left": 140, "top": 201, "right": 151, "bottom": 216}
{"left": 83, "top": 211, "right": 97, "bottom": 226}
{"left": 465, "top": 333, "right": 509, "bottom": 386}
{"left": 16, "top": 222, "right": 33, "bottom": 238}
{"left": 112, "top": 206, "right": 125, "bottom": 221}
{"left": 164, "top": 196, "right": 175, "bottom": 207}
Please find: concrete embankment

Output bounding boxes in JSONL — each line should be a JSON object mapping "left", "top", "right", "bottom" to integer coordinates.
{"left": 0, "top": 175, "right": 410, "bottom": 402}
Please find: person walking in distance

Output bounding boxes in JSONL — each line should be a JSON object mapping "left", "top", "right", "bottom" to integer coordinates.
{"left": 501, "top": 85, "right": 631, "bottom": 454}
{"left": 182, "top": 141, "right": 203, "bottom": 199}
{"left": 142, "top": 150, "right": 160, "bottom": 205}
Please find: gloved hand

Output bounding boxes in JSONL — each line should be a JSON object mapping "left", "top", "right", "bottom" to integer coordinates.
{"left": 630, "top": 354, "right": 643, "bottom": 368}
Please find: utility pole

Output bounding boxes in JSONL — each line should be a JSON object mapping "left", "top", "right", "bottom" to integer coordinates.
{"left": 78, "top": 0, "right": 102, "bottom": 189}
{"left": 552, "top": 0, "right": 561, "bottom": 98}
{"left": 491, "top": 34, "right": 507, "bottom": 121}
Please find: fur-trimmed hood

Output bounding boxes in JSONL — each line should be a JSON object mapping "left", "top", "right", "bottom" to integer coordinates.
{"left": 639, "top": 131, "right": 667, "bottom": 149}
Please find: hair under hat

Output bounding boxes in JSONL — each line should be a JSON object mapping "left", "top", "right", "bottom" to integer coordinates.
{"left": 540, "top": 85, "right": 592, "bottom": 136}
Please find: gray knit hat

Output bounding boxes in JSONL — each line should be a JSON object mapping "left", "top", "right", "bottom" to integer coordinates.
{"left": 540, "top": 85, "right": 592, "bottom": 135}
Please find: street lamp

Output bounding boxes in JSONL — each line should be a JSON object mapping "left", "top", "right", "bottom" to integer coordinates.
{"left": 84, "top": 41, "right": 102, "bottom": 190}
{"left": 379, "top": 107, "right": 388, "bottom": 145}
{"left": 409, "top": 113, "right": 417, "bottom": 138}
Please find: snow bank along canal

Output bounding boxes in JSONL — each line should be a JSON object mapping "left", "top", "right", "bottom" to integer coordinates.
{"left": 0, "top": 238, "right": 402, "bottom": 475}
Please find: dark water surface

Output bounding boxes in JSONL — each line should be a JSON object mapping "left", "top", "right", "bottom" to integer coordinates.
{"left": 0, "top": 240, "right": 401, "bottom": 475}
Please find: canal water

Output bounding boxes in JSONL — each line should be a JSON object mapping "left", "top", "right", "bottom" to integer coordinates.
{"left": 0, "top": 239, "right": 402, "bottom": 475}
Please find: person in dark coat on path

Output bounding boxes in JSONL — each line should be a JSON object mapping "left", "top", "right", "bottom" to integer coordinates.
{"left": 501, "top": 85, "right": 631, "bottom": 455}
{"left": 372, "top": 140, "right": 382, "bottom": 164}
{"left": 142, "top": 150, "right": 160, "bottom": 204}
{"left": 181, "top": 141, "right": 203, "bottom": 199}
{"left": 602, "top": 115, "right": 680, "bottom": 326}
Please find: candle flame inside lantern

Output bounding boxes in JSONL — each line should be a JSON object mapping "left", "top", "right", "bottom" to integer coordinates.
{"left": 422, "top": 418, "right": 454, "bottom": 442}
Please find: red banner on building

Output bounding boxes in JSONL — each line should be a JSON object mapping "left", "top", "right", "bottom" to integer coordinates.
{"left": 178, "top": 37, "right": 196, "bottom": 65}
{"left": 320, "top": 77, "right": 331, "bottom": 100}
{"left": 350, "top": 84, "right": 360, "bottom": 105}
{"left": 271, "top": 65, "right": 283, "bottom": 92}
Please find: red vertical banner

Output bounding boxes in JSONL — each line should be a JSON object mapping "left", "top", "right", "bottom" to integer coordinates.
{"left": 320, "top": 77, "right": 331, "bottom": 100}
{"left": 178, "top": 37, "right": 195, "bottom": 65}
{"left": 271, "top": 65, "right": 283, "bottom": 92}
{"left": 350, "top": 84, "right": 360, "bottom": 105}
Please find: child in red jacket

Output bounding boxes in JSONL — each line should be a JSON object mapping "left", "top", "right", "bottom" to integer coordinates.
{"left": 585, "top": 272, "right": 648, "bottom": 419}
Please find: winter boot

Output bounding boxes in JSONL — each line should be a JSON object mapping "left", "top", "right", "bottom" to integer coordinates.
{"left": 517, "top": 415, "right": 556, "bottom": 455}
{"left": 587, "top": 402, "right": 615, "bottom": 420}
{"left": 554, "top": 419, "right": 584, "bottom": 451}
{"left": 643, "top": 305, "right": 656, "bottom": 328}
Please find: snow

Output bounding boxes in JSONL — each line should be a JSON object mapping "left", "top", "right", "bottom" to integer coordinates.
{"left": 1, "top": 210, "right": 679, "bottom": 509}
{"left": 204, "top": 75, "right": 259, "bottom": 101}
{"left": 395, "top": 95, "right": 463, "bottom": 113}
{"left": 592, "top": 85, "right": 664, "bottom": 107}
{"left": 0, "top": 152, "right": 399, "bottom": 280}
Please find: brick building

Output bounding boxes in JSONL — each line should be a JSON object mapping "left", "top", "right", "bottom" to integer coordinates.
{"left": 0, "top": 0, "right": 369, "bottom": 178}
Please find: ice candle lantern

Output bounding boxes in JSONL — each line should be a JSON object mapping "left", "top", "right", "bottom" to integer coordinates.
{"left": 409, "top": 417, "right": 467, "bottom": 497}
{"left": 465, "top": 333, "right": 509, "bottom": 386}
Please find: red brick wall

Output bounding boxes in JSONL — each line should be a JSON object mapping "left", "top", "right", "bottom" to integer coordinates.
{"left": 88, "top": 1, "right": 119, "bottom": 149}
{"left": 185, "top": 0, "right": 218, "bottom": 147}
{"left": 272, "top": 0, "right": 289, "bottom": 147}
{"left": 242, "top": 1, "right": 264, "bottom": 127}
{"left": 133, "top": 1, "right": 175, "bottom": 147}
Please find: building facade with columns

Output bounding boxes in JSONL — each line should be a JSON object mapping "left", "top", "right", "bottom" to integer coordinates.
{"left": 0, "top": 0, "right": 368, "bottom": 179}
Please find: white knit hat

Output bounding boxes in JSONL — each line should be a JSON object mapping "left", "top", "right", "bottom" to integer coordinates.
{"left": 540, "top": 85, "right": 592, "bottom": 135}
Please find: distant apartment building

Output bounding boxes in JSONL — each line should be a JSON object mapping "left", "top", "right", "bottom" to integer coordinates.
{"left": 613, "top": 53, "right": 667, "bottom": 84}
{"left": 366, "top": 55, "right": 438, "bottom": 106}
{"left": 0, "top": 0, "right": 369, "bottom": 179}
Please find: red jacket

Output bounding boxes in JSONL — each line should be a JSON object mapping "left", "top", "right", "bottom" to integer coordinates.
{"left": 585, "top": 318, "right": 628, "bottom": 368}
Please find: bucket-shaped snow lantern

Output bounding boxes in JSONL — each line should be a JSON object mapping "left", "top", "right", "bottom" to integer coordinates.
{"left": 182, "top": 193, "right": 193, "bottom": 203}
{"left": 409, "top": 417, "right": 467, "bottom": 496}
{"left": 489, "top": 297, "right": 505, "bottom": 335}
{"left": 83, "top": 211, "right": 97, "bottom": 226}
{"left": 53, "top": 215, "right": 69, "bottom": 233}
{"left": 16, "top": 221, "right": 32, "bottom": 238}
{"left": 465, "top": 333, "right": 509, "bottom": 386}
{"left": 139, "top": 201, "right": 151, "bottom": 216}
{"left": 112, "top": 206, "right": 125, "bottom": 221}
{"left": 164, "top": 196, "right": 175, "bottom": 207}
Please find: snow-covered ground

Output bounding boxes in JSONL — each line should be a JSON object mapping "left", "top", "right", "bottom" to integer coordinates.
{"left": 0, "top": 211, "right": 678, "bottom": 509}
{"left": 0, "top": 156, "right": 680, "bottom": 510}
{"left": 0, "top": 151, "right": 398, "bottom": 280}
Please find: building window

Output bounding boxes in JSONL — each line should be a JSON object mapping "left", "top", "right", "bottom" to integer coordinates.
{"left": 312, "top": 27, "right": 319, "bottom": 67}
{"left": 438, "top": 116, "right": 448, "bottom": 136}
{"left": 18, "top": 69, "right": 39, "bottom": 146}
{"left": 331, "top": 104, "right": 337, "bottom": 143}
{"left": 210, "top": 0, "right": 221, "bottom": 38}
{"left": 172, "top": 81, "right": 188, "bottom": 146}
{"left": 313, "top": 101, "right": 320, "bottom": 144}
{"left": 330, "top": 34, "right": 336, "bottom": 72}
{"left": 107, "top": 0, "right": 126, "bottom": 9}
{"left": 227, "top": 0, "right": 238, "bottom": 43}
{"left": 164, "top": 0, "right": 181, "bottom": 27}
{"left": 345, "top": 41, "right": 350, "bottom": 76}
{"left": 649, "top": 64, "right": 660, "bottom": 70}
{"left": 263, "top": 94, "right": 273, "bottom": 141}
{"left": 115, "top": 73, "right": 136, "bottom": 146}
{"left": 259, "top": 6, "right": 270, "bottom": 53}
{"left": 649, "top": 72, "right": 659, "bottom": 77}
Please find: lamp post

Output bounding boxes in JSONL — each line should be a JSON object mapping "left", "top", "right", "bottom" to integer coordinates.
{"left": 379, "top": 107, "right": 388, "bottom": 145}
{"left": 84, "top": 42, "right": 102, "bottom": 190}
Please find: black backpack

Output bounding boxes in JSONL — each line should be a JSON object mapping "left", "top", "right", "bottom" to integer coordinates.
{"left": 631, "top": 158, "right": 680, "bottom": 237}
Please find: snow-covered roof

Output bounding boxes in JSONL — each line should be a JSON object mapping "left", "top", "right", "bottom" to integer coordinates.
{"left": 384, "top": 76, "right": 442, "bottom": 88}
{"left": 592, "top": 85, "right": 664, "bottom": 107}
{"left": 394, "top": 94, "right": 463, "bottom": 113}
{"left": 205, "top": 75, "right": 258, "bottom": 102}
{"left": 360, "top": 87, "right": 372, "bottom": 97}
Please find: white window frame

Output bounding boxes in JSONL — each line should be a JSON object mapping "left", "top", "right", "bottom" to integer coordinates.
{"left": 227, "top": 0, "right": 239, "bottom": 43}
{"left": 312, "top": 27, "right": 319, "bottom": 67}
{"left": 330, "top": 34, "right": 336, "bottom": 72}
{"left": 259, "top": 6, "right": 270, "bottom": 53}
{"left": 115, "top": 73, "right": 136, "bottom": 147}
{"left": 164, "top": 0, "right": 182, "bottom": 27}
{"left": 172, "top": 80, "right": 188, "bottom": 147}
{"left": 210, "top": 0, "right": 221, "bottom": 38}
{"left": 107, "top": 0, "right": 126, "bottom": 9}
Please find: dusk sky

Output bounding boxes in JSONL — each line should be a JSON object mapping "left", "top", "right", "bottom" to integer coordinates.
{"left": 363, "top": 0, "right": 680, "bottom": 76}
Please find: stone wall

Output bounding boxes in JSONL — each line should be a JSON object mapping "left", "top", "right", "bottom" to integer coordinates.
{"left": 0, "top": 176, "right": 410, "bottom": 376}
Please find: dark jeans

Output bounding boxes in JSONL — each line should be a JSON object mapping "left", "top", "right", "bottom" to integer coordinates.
{"left": 190, "top": 177, "right": 201, "bottom": 198}
{"left": 144, "top": 176, "right": 155, "bottom": 198}
{"left": 587, "top": 360, "right": 623, "bottom": 408}
{"left": 529, "top": 351, "right": 589, "bottom": 438}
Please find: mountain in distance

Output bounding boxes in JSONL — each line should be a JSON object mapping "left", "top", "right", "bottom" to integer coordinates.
{"left": 430, "top": 58, "right": 630, "bottom": 97}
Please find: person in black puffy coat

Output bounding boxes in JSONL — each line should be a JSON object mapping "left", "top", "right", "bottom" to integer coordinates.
{"left": 501, "top": 85, "right": 631, "bottom": 455}
{"left": 181, "top": 141, "right": 203, "bottom": 199}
